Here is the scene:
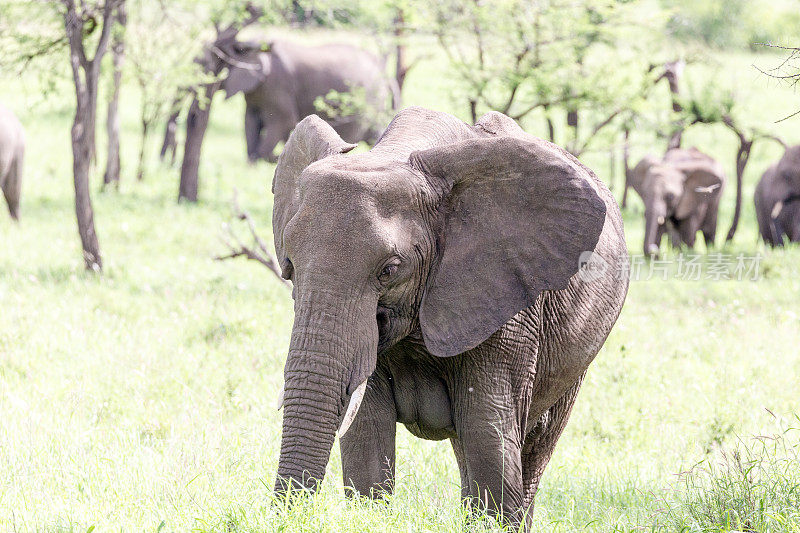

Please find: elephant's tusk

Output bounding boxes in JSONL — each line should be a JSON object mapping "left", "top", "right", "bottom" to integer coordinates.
{"left": 772, "top": 201, "right": 784, "bottom": 219}
{"left": 276, "top": 382, "right": 285, "bottom": 410}
{"left": 657, "top": 215, "right": 665, "bottom": 225}
{"left": 337, "top": 380, "right": 368, "bottom": 438}
{"left": 694, "top": 184, "right": 721, "bottom": 194}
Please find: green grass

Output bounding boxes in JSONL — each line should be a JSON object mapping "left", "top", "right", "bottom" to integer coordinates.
{"left": 2, "top": 27, "right": 800, "bottom": 532}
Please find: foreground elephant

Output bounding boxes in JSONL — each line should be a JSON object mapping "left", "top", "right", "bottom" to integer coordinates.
{"left": 631, "top": 148, "right": 726, "bottom": 256}
{"left": 271, "top": 107, "right": 629, "bottom": 528}
{"left": 214, "top": 38, "right": 396, "bottom": 162}
{"left": 754, "top": 145, "right": 800, "bottom": 246}
{"left": 0, "top": 103, "right": 24, "bottom": 220}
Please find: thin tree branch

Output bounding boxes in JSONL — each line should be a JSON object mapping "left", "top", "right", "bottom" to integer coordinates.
{"left": 215, "top": 191, "right": 291, "bottom": 288}
{"left": 62, "top": 0, "right": 88, "bottom": 69}
{"left": 90, "top": 0, "right": 119, "bottom": 69}
{"left": 573, "top": 107, "right": 625, "bottom": 156}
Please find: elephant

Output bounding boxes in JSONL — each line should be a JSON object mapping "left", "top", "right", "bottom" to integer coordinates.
{"left": 631, "top": 147, "right": 726, "bottom": 256}
{"left": 270, "top": 106, "right": 629, "bottom": 529}
{"left": 209, "top": 37, "right": 397, "bottom": 163}
{"left": 754, "top": 145, "right": 800, "bottom": 246}
{"left": 0, "top": 103, "right": 24, "bottom": 221}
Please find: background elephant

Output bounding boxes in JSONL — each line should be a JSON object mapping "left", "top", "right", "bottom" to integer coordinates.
{"left": 270, "top": 107, "right": 628, "bottom": 529}
{"left": 754, "top": 145, "right": 800, "bottom": 246}
{"left": 0, "top": 103, "right": 24, "bottom": 221}
{"left": 631, "top": 147, "right": 726, "bottom": 256}
{"left": 211, "top": 37, "right": 397, "bottom": 162}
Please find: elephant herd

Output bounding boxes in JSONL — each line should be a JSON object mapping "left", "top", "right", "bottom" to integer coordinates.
{"left": 630, "top": 145, "right": 800, "bottom": 255}
{"left": 1, "top": 32, "right": 800, "bottom": 530}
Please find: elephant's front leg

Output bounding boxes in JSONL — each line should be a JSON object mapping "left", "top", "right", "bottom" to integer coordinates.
{"left": 454, "top": 424, "right": 525, "bottom": 526}
{"left": 339, "top": 369, "right": 397, "bottom": 498}
{"left": 256, "top": 107, "right": 296, "bottom": 162}
{"left": 244, "top": 106, "right": 262, "bottom": 162}
{"left": 450, "top": 374, "right": 526, "bottom": 527}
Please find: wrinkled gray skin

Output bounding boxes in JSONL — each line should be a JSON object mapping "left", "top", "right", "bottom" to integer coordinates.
{"left": 754, "top": 145, "right": 800, "bottom": 246}
{"left": 631, "top": 148, "right": 726, "bottom": 256}
{"left": 271, "top": 107, "right": 629, "bottom": 529}
{"left": 0, "top": 103, "right": 24, "bottom": 221}
{"left": 211, "top": 38, "right": 395, "bottom": 163}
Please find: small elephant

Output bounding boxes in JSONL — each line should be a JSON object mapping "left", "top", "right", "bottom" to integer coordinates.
{"left": 211, "top": 38, "right": 397, "bottom": 163}
{"left": 631, "top": 147, "right": 726, "bottom": 256}
{"left": 270, "top": 107, "right": 629, "bottom": 529}
{"left": 0, "top": 103, "right": 24, "bottom": 221}
{"left": 754, "top": 145, "right": 800, "bottom": 246}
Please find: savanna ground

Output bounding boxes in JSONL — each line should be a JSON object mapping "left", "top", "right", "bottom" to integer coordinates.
{"left": 1, "top": 26, "right": 800, "bottom": 532}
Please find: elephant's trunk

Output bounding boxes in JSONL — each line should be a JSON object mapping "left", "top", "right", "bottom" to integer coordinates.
{"left": 643, "top": 207, "right": 665, "bottom": 257}
{"left": 275, "top": 290, "right": 378, "bottom": 493}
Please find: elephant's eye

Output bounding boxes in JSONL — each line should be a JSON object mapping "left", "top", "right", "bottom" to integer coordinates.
{"left": 378, "top": 261, "right": 400, "bottom": 283}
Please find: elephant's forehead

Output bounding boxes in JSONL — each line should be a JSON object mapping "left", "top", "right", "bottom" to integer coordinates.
{"left": 285, "top": 164, "right": 426, "bottom": 258}
{"left": 297, "top": 163, "right": 422, "bottom": 216}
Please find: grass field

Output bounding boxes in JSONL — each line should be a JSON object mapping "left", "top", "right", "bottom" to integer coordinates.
{"left": 1, "top": 27, "right": 800, "bottom": 532}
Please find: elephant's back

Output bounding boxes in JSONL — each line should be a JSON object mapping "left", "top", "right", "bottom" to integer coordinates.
{"left": 276, "top": 42, "right": 389, "bottom": 143}
{"left": 281, "top": 42, "right": 387, "bottom": 106}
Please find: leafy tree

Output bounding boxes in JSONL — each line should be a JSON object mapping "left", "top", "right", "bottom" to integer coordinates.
{"left": 426, "top": 0, "right": 665, "bottom": 157}
{"left": 661, "top": 0, "right": 800, "bottom": 51}
{"left": 0, "top": 0, "right": 127, "bottom": 271}
{"left": 125, "top": 1, "right": 207, "bottom": 181}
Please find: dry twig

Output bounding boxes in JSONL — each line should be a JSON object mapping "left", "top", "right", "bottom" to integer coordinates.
{"left": 215, "top": 191, "right": 291, "bottom": 288}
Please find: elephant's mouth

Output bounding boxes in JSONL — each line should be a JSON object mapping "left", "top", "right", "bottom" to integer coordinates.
{"left": 376, "top": 306, "right": 392, "bottom": 351}
{"left": 377, "top": 304, "right": 415, "bottom": 354}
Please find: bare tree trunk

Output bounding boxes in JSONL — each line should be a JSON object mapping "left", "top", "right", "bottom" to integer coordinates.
{"left": 394, "top": 9, "right": 408, "bottom": 93}
{"left": 725, "top": 138, "right": 753, "bottom": 243}
{"left": 608, "top": 146, "right": 615, "bottom": 192}
{"left": 159, "top": 109, "right": 180, "bottom": 164}
{"left": 160, "top": 92, "right": 184, "bottom": 164}
{"left": 73, "top": 105, "right": 103, "bottom": 270}
{"left": 102, "top": 3, "right": 125, "bottom": 189}
{"left": 468, "top": 99, "right": 477, "bottom": 124}
{"left": 567, "top": 107, "right": 578, "bottom": 154}
{"left": 63, "top": 0, "right": 120, "bottom": 271}
{"left": 621, "top": 127, "right": 631, "bottom": 208}
{"left": 663, "top": 60, "right": 684, "bottom": 150}
{"left": 542, "top": 104, "right": 555, "bottom": 143}
{"left": 178, "top": 82, "right": 218, "bottom": 203}
{"left": 137, "top": 118, "right": 149, "bottom": 181}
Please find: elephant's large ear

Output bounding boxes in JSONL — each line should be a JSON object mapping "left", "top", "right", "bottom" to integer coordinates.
{"left": 410, "top": 135, "right": 607, "bottom": 357}
{"left": 223, "top": 45, "right": 271, "bottom": 98}
{"left": 272, "top": 116, "right": 356, "bottom": 263}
